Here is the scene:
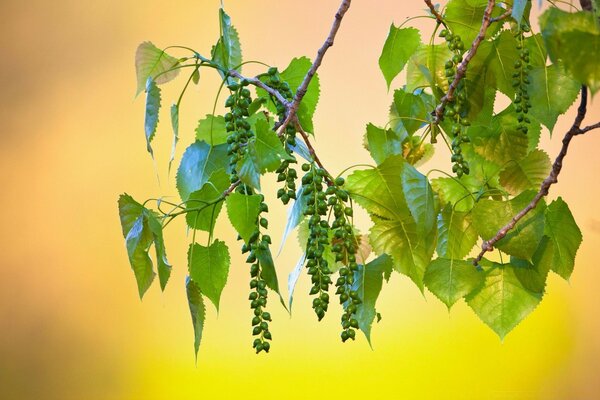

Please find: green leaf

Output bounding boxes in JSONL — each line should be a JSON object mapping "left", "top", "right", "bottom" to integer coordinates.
{"left": 185, "top": 277, "right": 206, "bottom": 358}
{"left": 392, "top": 88, "right": 432, "bottom": 134}
{"left": 347, "top": 255, "right": 394, "bottom": 344}
{"left": 472, "top": 30, "right": 520, "bottom": 97}
{"left": 169, "top": 104, "right": 179, "bottom": 173}
{"left": 445, "top": 0, "right": 502, "bottom": 45}
{"left": 225, "top": 193, "right": 262, "bottom": 243}
{"left": 237, "top": 154, "right": 262, "bottom": 191}
{"left": 185, "top": 169, "right": 230, "bottom": 232}
{"left": 118, "top": 194, "right": 145, "bottom": 237}
{"left": 135, "top": 42, "right": 180, "bottom": 96}
{"left": 176, "top": 141, "right": 229, "bottom": 201}
{"left": 279, "top": 187, "right": 307, "bottom": 255}
{"left": 379, "top": 26, "right": 421, "bottom": 89}
{"left": 188, "top": 240, "right": 230, "bottom": 311}
{"left": 466, "top": 260, "right": 543, "bottom": 339}
{"left": 144, "top": 78, "right": 161, "bottom": 157}
{"left": 346, "top": 156, "right": 436, "bottom": 290}
{"left": 540, "top": 8, "right": 600, "bottom": 94}
{"left": 287, "top": 254, "right": 306, "bottom": 311}
{"left": 195, "top": 115, "right": 228, "bottom": 145}
{"left": 125, "top": 215, "right": 155, "bottom": 298}
{"left": 499, "top": 149, "right": 551, "bottom": 195}
{"left": 252, "top": 118, "right": 292, "bottom": 172}
{"left": 118, "top": 195, "right": 172, "bottom": 294}
{"left": 146, "top": 211, "right": 172, "bottom": 290}
{"left": 424, "top": 258, "right": 485, "bottom": 309}
{"left": 280, "top": 57, "right": 320, "bottom": 133}
{"left": 364, "top": 123, "right": 405, "bottom": 165}
{"left": 431, "top": 176, "right": 480, "bottom": 212}
{"left": 401, "top": 162, "right": 436, "bottom": 235}
{"left": 212, "top": 8, "right": 242, "bottom": 84}
{"left": 436, "top": 204, "right": 478, "bottom": 259}
{"left": 472, "top": 190, "right": 546, "bottom": 260}
{"left": 255, "top": 246, "right": 287, "bottom": 309}
{"left": 528, "top": 64, "right": 580, "bottom": 131}
{"left": 406, "top": 44, "right": 452, "bottom": 92}
{"left": 544, "top": 197, "right": 582, "bottom": 280}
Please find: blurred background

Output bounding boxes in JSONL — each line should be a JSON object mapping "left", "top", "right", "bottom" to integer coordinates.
{"left": 0, "top": 0, "right": 598, "bottom": 399}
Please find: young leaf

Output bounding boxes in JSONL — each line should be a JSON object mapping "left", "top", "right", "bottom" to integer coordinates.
{"left": 188, "top": 240, "right": 231, "bottom": 312}
{"left": 472, "top": 191, "right": 546, "bottom": 261}
{"left": 144, "top": 78, "right": 161, "bottom": 157}
{"left": 195, "top": 115, "right": 228, "bottom": 145}
{"left": 402, "top": 162, "right": 436, "bottom": 235}
{"left": 176, "top": 141, "right": 229, "bottom": 201}
{"left": 466, "top": 260, "right": 543, "bottom": 339}
{"left": 185, "top": 169, "right": 230, "bottom": 232}
{"left": 347, "top": 255, "right": 394, "bottom": 345}
{"left": 185, "top": 277, "right": 206, "bottom": 359}
{"left": 212, "top": 8, "right": 243, "bottom": 84}
{"left": 424, "top": 258, "right": 485, "bottom": 310}
{"left": 499, "top": 149, "right": 551, "bottom": 195}
{"left": 135, "top": 42, "right": 180, "bottom": 96}
{"left": 364, "top": 123, "right": 405, "bottom": 165}
{"left": 169, "top": 104, "right": 179, "bottom": 173}
{"left": 379, "top": 25, "right": 421, "bottom": 89}
{"left": 528, "top": 64, "right": 580, "bottom": 132}
{"left": 544, "top": 197, "right": 582, "bottom": 280}
{"left": 436, "top": 204, "right": 478, "bottom": 259}
{"left": 225, "top": 193, "right": 262, "bottom": 243}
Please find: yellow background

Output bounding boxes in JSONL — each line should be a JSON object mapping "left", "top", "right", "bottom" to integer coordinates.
{"left": 1, "top": 1, "right": 599, "bottom": 399}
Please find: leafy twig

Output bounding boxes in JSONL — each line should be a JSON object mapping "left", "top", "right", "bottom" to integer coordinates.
{"left": 432, "top": 0, "right": 496, "bottom": 124}
{"left": 473, "top": 86, "right": 600, "bottom": 266}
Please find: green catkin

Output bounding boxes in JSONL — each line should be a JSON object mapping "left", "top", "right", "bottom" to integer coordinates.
{"left": 512, "top": 23, "right": 532, "bottom": 134}
{"left": 439, "top": 29, "right": 471, "bottom": 177}
{"left": 300, "top": 163, "right": 333, "bottom": 320}
{"left": 225, "top": 79, "right": 254, "bottom": 182}
{"left": 240, "top": 193, "right": 274, "bottom": 354}
{"left": 328, "top": 177, "right": 361, "bottom": 342}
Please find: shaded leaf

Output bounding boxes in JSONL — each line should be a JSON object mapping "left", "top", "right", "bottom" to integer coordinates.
{"left": 255, "top": 246, "right": 287, "bottom": 309}
{"left": 499, "top": 149, "right": 551, "bottom": 195}
{"left": 392, "top": 88, "right": 433, "bottom": 134}
{"left": 445, "top": 0, "right": 502, "bottom": 45}
{"left": 195, "top": 115, "right": 228, "bottom": 145}
{"left": 364, "top": 123, "right": 405, "bottom": 165}
{"left": 287, "top": 254, "right": 306, "bottom": 311}
{"left": 472, "top": 190, "right": 546, "bottom": 260}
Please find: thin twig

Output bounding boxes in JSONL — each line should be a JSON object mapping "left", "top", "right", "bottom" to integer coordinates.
{"left": 278, "top": 0, "right": 352, "bottom": 135}
{"left": 292, "top": 117, "right": 333, "bottom": 184}
{"left": 491, "top": 7, "right": 512, "bottom": 23}
{"left": 432, "top": 0, "right": 496, "bottom": 124}
{"left": 228, "top": 70, "right": 291, "bottom": 108}
{"left": 424, "top": 0, "right": 446, "bottom": 24}
{"left": 473, "top": 86, "right": 600, "bottom": 266}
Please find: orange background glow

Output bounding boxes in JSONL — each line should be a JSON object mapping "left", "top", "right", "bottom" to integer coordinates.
{"left": 1, "top": 1, "right": 599, "bottom": 399}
